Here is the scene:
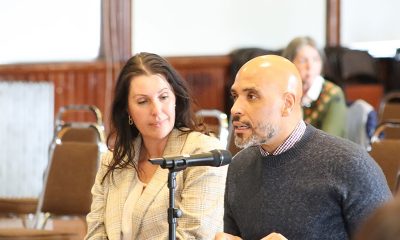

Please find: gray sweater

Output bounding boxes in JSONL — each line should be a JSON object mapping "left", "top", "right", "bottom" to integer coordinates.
{"left": 224, "top": 125, "right": 391, "bottom": 240}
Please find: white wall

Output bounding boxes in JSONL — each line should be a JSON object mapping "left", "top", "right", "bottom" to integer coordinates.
{"left": 0, "top": 82, "right": 53, "bottom": 197}
{"left": 132, "top": 0, "right": 326, "bottom": 56}
{"left": 0, "top": 0, "right": 100, "bottom": 64}
{"left": 341, "top": 0, "right": 400, "bottom": 57}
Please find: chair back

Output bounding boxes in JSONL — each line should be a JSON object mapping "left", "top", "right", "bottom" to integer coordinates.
{"left": 196, "top": 109, "right": 229, "bottom": 149}
{"left": 378, "top": 91, "right": 400, "bottom": 138}
{"left": 53, "top": 104, "right": 106, "bottom": 144}
{"left": 369, "top": 139, "right": 400, "bottom": 194}
{"left": 33, "top": 104, "right": 106, "bottom": 229}
{"left": 378, "top": 92, "right": 400, "bottom": 138}
{"left": 371, "top": 121, "right": 400, "bottom": 142}
{"left": 340, "top": 49, "right": 377, "bottom": 82}
{"left": 39, "top": 142, "right": 100, "bottom": 216}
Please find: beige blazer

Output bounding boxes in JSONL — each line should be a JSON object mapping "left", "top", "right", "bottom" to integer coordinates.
{"left": 85, "top": 129, "right": 227, "bottom": 240}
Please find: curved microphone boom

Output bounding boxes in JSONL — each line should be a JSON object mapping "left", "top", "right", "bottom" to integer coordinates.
{"left": 149, "top": 149, "right": 232, "bottom": 170}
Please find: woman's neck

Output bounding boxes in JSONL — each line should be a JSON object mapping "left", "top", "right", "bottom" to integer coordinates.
{"left": 137, "top": 136, "right": 169, "bottom": 184}
{"left": 141, "top": 136, "right": 169, "bottom": 160}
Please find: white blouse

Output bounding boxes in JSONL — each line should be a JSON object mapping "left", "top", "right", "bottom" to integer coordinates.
{"left": 121, "top": 178, "right": 147, "bottom": 240}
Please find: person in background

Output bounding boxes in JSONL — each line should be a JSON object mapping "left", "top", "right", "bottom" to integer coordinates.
{"left": 353, "top": 197, "right": 400, "bottom": 240}
{"left": 282, "top": 36, "right": 347, "bottom": 137}
{"left": 85, "top": 52, "right": 227, "bottom": 240}
{"left": 216, "top": 55, "right": 391, "bottom": 240}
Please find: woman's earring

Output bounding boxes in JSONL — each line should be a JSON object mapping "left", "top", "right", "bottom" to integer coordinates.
{"left": 128, "top": 115, "right": 134, "bottom": 125}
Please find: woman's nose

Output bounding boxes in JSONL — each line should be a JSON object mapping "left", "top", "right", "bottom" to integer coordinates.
{"left": 151, "top": 101, "right": 162, "bottom": 115}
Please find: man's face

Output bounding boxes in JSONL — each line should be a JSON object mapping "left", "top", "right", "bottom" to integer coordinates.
{"left": 230, "top": 70, "right": 283, "bottom": 149}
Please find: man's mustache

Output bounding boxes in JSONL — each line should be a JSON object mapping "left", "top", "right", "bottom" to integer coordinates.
{"left": 231, "top": 115, "right": 252, "bottom": 128}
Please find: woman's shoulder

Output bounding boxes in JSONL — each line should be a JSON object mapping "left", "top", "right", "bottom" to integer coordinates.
{"left": 188, "top": 130, "right": 221, "bottom": 143}
{"left": 184, "top": 130, "right": 224, "bottom": 153}
{"left": 99, "top": 150, "right": 118, "bottom": 168}
{"left": 323, "top": 80, "right": 344, "bottom": 95}
{"left": 321, "top": 79, "right": 345, "bottom": 104}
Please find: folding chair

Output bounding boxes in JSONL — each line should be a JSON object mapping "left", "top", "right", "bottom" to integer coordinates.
{"left": 340, "top": 49, "right": 378, "bottom": 83}
{"left": 0, "top": 105, "right": 105, "bottom": 239}
{"left": 379, "top": 92, "right": 400, "bottom": 119}
{"left": 378, "top": 91, "right": 400, "bottom": 139}
{"left": 53, "top": 105, "right": 106, "bottom": 144}
{"left": 369, "top": 122, "right": 400, "bottom": 194}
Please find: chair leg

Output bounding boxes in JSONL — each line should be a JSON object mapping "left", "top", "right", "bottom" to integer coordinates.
{"left": 40, "top": 212, "right": 52, "bottom": 229}
{"left": 33, "top": 212, "right": 52, "bottom": 229}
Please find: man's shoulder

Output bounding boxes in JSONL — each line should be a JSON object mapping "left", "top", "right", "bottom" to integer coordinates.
{"left": 304, "top": 125, "right": 366, "bottom": 159}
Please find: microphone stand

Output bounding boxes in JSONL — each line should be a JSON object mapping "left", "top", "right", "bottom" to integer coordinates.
{"left": 167, "top": 170, "right": 182, "bottom": 240}
{"left": 149, "top": 158, "right": 186, "bottom": 240}
{"left": 149, "top": 150, "right": 231, "bottom": 240}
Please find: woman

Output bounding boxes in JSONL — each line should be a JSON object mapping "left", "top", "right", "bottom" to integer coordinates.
{"left": 85, "top": 52, "right": 227, "bottom": 240}
{"left": 282, "top": 36, "right": 347, "bottom": 137}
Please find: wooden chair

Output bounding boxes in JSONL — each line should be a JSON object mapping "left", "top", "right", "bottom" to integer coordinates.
{"left": 340, "top": 49, "right": 378, "bottom": 82}
{"left": 369, "top": 123, "right": 400, "bottom": 194}
{"left": 0, "top": 141, "right": 100, "bottom": 239}
{"left": 371, "top": 121, "right": 400, "bottom": 142}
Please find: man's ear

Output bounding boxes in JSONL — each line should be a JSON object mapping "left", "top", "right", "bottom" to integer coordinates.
{"left": 282, "top": 92, "right": 295, "bottom": 117}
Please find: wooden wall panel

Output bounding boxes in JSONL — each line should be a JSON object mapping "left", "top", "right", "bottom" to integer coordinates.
{"left": 0, "top": 56, "right": 231, "bottom": 131}
{"left": 168, "top": 56, "right": 231, "bottom": 112}
{"left": 0, "top": 62, "right": 113, "bottom": 126}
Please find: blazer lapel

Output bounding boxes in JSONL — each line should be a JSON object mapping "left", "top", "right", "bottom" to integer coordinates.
{"left": 130, "top": 129, "right": 188, "bottom": 237}
{"left": 106, "top": 137, "right": 142, "bottom": 240}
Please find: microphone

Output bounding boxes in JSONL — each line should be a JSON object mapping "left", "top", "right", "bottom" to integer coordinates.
{"left": 149, "top": 149, "right": 231, "bottom": 170}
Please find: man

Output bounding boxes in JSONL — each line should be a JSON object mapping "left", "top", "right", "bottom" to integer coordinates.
{"left": 216, "top": 55, "right": 391, "bottom": 240}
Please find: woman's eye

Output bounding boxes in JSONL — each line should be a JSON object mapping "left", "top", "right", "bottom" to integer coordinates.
{"left": 160, "top": 94, "right": 169, "bottom": 100}
{"left": 296, "top": 58, "right": 307, "bottom": 64}
{"left": 137, "top": 99, "right": 147, "bottom": 105}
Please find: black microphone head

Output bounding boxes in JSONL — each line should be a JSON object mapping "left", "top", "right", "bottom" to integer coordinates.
{"left": 210, "top": 149, "right": 232, "bottom": 167}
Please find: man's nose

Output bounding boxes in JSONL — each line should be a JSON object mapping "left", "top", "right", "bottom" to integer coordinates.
{"left": 231, "top": 99, "right": 243, "bottom": 116}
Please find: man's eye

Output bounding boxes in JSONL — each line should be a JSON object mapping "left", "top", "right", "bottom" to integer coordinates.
{"left": 248, "top": 94, "right": 257, "bottom": 100}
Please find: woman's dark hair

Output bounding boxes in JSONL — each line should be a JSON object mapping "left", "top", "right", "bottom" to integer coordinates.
{"left": 102, "top": 52, "right": 197, "bottom": 182}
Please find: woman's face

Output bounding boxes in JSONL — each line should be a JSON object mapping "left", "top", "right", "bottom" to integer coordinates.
{"left": 292, "top": 45, "right": 323, "bottom": 94}
{"left": 127, "top": 74, "right": 176, "bottom": 141}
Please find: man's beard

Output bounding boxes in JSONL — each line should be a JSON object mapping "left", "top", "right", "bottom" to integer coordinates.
{"left": 234, "top": 122, "right": 277, "bottom": 149}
